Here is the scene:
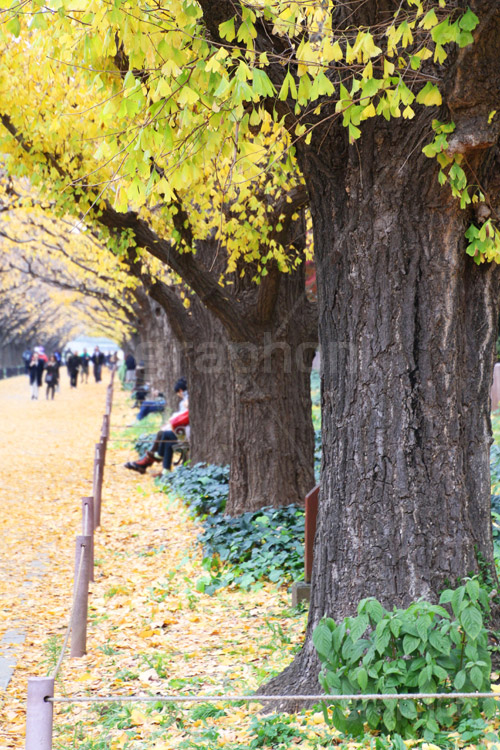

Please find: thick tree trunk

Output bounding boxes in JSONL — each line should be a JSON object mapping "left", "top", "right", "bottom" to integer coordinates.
{"left": 132, "top": 292, "right": 184, "bottom": 411}
{"left": 227, "top": 330, "right": 315, "bottom": 515}
{"left": 225, "top": 255, "right": 317, "bottom": 515}
{"left": 99, "top": 195, "right": 318, "bottom": 514}
{"left": 145, "top": 279, "right": 234, "bottom": 466}
{"left": 264, "top": 114, "right": 500, "bottom": 702}
{"left": 184, "top": 300, "right": 233, "bottom": 466}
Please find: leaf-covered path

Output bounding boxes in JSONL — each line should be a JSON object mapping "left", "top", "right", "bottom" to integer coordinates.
{"left": 0, "top": 373, "right": 311, "bottom": 749}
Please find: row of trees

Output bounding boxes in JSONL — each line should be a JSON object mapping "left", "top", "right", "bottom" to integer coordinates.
{"left": 1, "top": 0, "right": 500, "bottom": 695}
{"left": 0, "top": 171, "right": 142, "bottom": 361}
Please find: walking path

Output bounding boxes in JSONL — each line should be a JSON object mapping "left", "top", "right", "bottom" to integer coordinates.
{"left": 0, "top": 373, "right": 106, "bottom": 691}
{"left": 0, "top": 373, "right": 308, "bottom": 749}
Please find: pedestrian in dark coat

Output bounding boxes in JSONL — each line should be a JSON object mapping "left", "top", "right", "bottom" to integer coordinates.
{"left": 28, "top": 353, "right": 41, "bottom": 399}
{"left": 92, "top": 347, "right": 105, "bottom": 382}
{"left": 45, "top": 355, "right": 59, "bottom": 399}
{"left": 67, "top": 351, "right": 80, "bottom": 388}
{"left": 124, "top": 352, "right": 136, "bottom": 383}
{"left": 33, "top": 346, "right": 47, "bottom": 386}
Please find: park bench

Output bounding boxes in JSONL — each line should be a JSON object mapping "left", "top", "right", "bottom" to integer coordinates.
{"left": 173, "top": 425, "right": 190, "bottom": 466}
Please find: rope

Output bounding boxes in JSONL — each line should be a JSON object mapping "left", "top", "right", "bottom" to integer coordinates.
{"left": 46, "top": 691, "right": 500, "bottom": 704}
{"left": 51, "top": 541, "right": 87, "bottom": 680}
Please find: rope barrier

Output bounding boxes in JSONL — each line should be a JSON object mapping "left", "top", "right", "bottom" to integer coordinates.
{"left": 51, "top": 542, "right": 87, "bottom": 680}
{"left": 25, "top": 382, "right": 114, "bottom": 749}
{"left": 46, "top": 691, "right": 500, "bottom": 704}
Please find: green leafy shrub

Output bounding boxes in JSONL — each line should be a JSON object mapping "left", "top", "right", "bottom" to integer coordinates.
{"left": 313, "top": 579, "right": 494, "bottom": 741}
{"left": 158, "top": 463, "right": 304, "bottom": 591}
{"left": 198, "top": 504, "right": 305, "bottom": 592}
{"left": 248, "top": 714, "right": 304, "bottom": 748}
{"left": 158, "top": 462, "right": 229, "bottom": 516}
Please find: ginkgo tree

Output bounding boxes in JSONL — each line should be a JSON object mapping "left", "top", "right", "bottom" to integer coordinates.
{"left": 0, "top": 270, "right": 74, "bottom": 361}
{"left": 0, "top": 175, "right": 141, "bottom": 340}
{"left": 2, "top": 0, "right": 500, "bottom": 695}
{"left": 0, "top": 177, "right": 208, "bottom": 418}
{"left": 0, "top": 19, "right": 319, "bottom": 515}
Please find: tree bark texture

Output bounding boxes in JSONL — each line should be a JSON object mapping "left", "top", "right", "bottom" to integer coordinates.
{"left": 132, "top": 222, "right": 318, "bottom": 514}
{"left": 130, "top": 290, "right": 184, "bottom": 412}
{"left": 268, "top": 135, "right": 500, "bottom": 698}
{"left": 146, "top": 280, "right": 234, "bottom": 466}
{"left": 227, "top": 268, "right": 317, "bottom": 515}
{"left": 308, "top": 122, "right": 499, "bottom": 619}
{"left": 98, "top": 208, "right": 318, "bottom": 510}
{"left": 182, "top": 297, "right": 233, "bottom": 467}
{"left": 260, "top": 1, "right": 500, "bottom": 703}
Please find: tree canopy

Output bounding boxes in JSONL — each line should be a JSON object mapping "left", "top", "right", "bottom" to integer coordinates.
{"left": 0, "top": 170, "right": 143, "bottom": 344}
{"left": 1, "top": 0, "right": 496, "bottom": 266}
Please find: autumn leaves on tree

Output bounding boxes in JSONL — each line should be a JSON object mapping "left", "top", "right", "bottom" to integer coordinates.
{"left": 2, "top": 0, "right": 500, "bottom": 694}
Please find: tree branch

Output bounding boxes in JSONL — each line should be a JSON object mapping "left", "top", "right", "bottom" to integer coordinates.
{"left": 99, "top": 204, "right": 253, "bottom": 341}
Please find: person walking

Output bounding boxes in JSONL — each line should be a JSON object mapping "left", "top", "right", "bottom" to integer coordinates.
{"left": 124, "top": 352, "right": 136, "bottom": 384}
{"left": 36, "top": 349, "right": 45, "bottom": 388}
{"left": 54, "top": 351, "right": 62, "bottom": 391}
{"left": 28, "top": 352, "right": 41, "bottom": 399}
{"left": 34, "top": 345, "right": 48, "bottom": 384}
{"left": 45, "top": 355, "right": 59, "bottom": 399}
{"left": 22, "top": 348, "right": 32, "bottom": 373}
{"left": 67, "top": 351, "right": 80, "bottom": 388}
{"left": 80, "top": 348, "right": 90, "bottom": 383}
{"left": 92, "top": 347, "right": 105, "bottom": 383}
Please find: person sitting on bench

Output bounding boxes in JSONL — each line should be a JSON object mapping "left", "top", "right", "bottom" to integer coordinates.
{"left": 125, "top": 378, "right": 188, "bottom": 475}
{"left": 135, "top": 389, "right": 166, "bottom": 421}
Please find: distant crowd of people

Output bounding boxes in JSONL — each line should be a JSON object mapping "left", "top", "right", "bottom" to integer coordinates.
{"left": 23, "top": 346, "right": 118, "bottom": 400}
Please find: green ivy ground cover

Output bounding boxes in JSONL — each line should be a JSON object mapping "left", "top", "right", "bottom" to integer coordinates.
{"left": 157, "top": 463, "right": 305, "bottom": 593}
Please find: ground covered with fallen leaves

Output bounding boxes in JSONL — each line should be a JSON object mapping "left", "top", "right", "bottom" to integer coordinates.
{"left": 0, "top": 371, "right": 332, "bottom": 749}
{"left": 3, "top": 373, "right": 499, "bottom": 750}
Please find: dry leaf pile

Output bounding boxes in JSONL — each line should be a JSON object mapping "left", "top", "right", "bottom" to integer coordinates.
{"left": 0, "top": 373, "right": 328, "bottom": 750}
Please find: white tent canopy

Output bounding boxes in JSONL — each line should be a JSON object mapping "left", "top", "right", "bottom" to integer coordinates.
{"left": 64, "top": 335, "right": 121, "bottom": 356}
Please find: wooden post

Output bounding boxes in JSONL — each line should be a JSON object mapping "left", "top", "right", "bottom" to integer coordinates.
{"left": 100, "top": 432, "right": 108, "bottom": 466}
{"left": 70, "top": 535, "right": 91, "bottom": 657}
{"left": 81, "top": 497, "right": 94, "bottom": 582}
{"left": 304, "top": 484, "right": 320, "bottom": 584}
{"left": 101, "top": 414, "right": 110, "bottom": 443}
{"left": 25, "top": 676, "right": 54, "bottom": 750}
{"left": 93, "top": 443, "right": 103, "bottom": 528}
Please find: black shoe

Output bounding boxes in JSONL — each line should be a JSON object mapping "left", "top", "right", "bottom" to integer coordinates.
{"left": 124, "top": 461, "right": 146, "bottom": 474}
